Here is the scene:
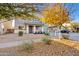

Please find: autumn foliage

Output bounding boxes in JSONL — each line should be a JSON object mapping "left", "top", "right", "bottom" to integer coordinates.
{"left": 42, "top": 4, "right": 70, "bottom": 26}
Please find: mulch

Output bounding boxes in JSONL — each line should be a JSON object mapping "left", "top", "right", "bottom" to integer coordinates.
{"left": 0, "top": 40, "right": 79, "bottom": 56}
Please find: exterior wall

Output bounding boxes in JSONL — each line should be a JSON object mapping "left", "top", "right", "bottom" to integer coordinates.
{"left": 14, "top": 25, "right": 46, "bottom": 34}
{"left": 14, "top": 30, "right": 26, "bottom": 33}
{"left": 3, "top": 20, "right": 15, "bottom": 33}
{"left": 4, "top": 21, "right": 13, "bottom": 29}
{"left": 13, "top": 19, "right": 49, "bottom": 34}
{"left": 14, "top": 24, "right": 26, "bottom": 34}
{"left": 0, "top": 19, "right": 49, "bottom": 34}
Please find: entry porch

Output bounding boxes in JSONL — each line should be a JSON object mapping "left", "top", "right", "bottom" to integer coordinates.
{"left": 14, "top": 25, "right": 44, "bottom": 34}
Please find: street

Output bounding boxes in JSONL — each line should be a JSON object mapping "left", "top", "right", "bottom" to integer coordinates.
{"left": 50, "top": 32, "right": 79, "bottom": 41}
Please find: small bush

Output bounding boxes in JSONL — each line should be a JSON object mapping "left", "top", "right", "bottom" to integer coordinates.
{"left": 44, "top": 32, "right": 49, "bottom": 36}
{"left": 42, "top": 38, "right": 51, "bottom": 45}
{"left": 34, "top": 32, "right": 44, "bottom": 34}
{"left": 18, "top": 31, "right": 23, "bottom": 36}
{"left": 76, "top": 30, "right": 79, "bottom": 33}
{"left": 21, "top": 43, "right": 34, "bottom": 53}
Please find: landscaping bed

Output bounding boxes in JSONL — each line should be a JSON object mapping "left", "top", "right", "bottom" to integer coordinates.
{"left": 0, "top": 40, "right": 79, "bottom": 56}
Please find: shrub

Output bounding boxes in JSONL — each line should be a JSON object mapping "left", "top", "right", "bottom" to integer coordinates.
{"left": 44, "top": 32, "right": 49, "bottom": 36}
{"left": 21, "top": 43, "right": 34, "bottom": 53}
{"left": 34, "top": 32, "right": 37, "bottom": 34}
{"left": 76, "top": 30, "right": 79, "bottom": 33}
{"left": 34, "top": 32, "right": 44, "bottom": 34}
{"left": 42, "top": 38, "right": 51, "bottom": 45}
{"left": 18, "top": 31, "right": 23, "bottom": 36}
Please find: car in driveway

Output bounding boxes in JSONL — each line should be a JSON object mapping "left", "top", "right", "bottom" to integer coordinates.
{"left": 61, "top": 30, "right": 70, "bottom": 33}
{"left": 60, "top": 30, "right": 70, "bottom": 39}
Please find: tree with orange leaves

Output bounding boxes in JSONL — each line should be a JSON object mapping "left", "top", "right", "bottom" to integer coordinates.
{"left": 42, "top": 3, "right": 70, "bottom": 39}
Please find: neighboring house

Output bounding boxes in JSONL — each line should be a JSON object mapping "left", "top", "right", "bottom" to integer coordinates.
{"left": 0, "top": 19, "right": 48, "bottom": 34}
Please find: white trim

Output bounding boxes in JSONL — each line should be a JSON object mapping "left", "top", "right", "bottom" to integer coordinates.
{"left": 12, "top": 19, "right": 15, "bottom": 29}
{"left": 26, "top": 25, "right": 29, "bottom": 34}
{"left": 42, "top": 26, "right": 44, "bottom": 32}
{"left": 1, "top": 23, "right": 4, "bottom": 29}
{"left": 33, "top": 25, "right": 36, "bottom": 33}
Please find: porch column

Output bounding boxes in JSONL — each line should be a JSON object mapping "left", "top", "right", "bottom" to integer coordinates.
{"left": 26, "top": 25, "right": 29, "bottom": 34}
{"left": 33, "top": 25, "right": 36, "bottom": 33}
{"left": 42, "top": 26, "right": 44, "bottom": 32}
{"left": 12, "top": 19, "right": 15, "bottom": 29}
{"left": 1, "top": 23, "right": 4, "bottom": 34}
{"left": 1, "top": 23, "right": 4, "bottom": 29}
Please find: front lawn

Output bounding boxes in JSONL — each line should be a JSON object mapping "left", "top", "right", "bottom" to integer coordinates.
{"left": 0, "top": 39, "right": 79, "bottom": 56}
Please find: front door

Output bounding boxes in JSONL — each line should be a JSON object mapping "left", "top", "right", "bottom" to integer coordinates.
{"left": 29, "top": 26, "right": 33, "bottom": 33}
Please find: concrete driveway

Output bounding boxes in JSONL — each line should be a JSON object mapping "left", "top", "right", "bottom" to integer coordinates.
{"left": 69, "top": 33, "right": 79, "bottom": 41}
{"left": 50, "top": 32, "right": 79, "bottom": 41}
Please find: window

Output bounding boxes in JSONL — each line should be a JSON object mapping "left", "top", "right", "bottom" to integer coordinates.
{"left": 18, "top": 26, "right": 24, "bottom": 30}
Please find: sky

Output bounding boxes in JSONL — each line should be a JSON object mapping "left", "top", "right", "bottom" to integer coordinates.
{"left": 36, "top": 3, "right": 79, "bottom": 23}
{"left": 65, "top": 3, "right": 79, "bottom": 23}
